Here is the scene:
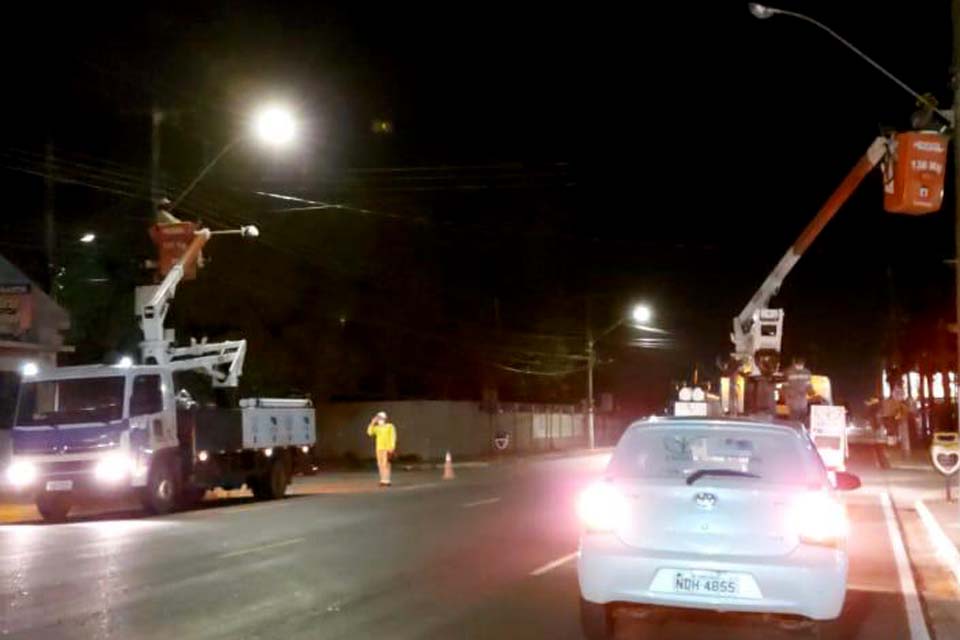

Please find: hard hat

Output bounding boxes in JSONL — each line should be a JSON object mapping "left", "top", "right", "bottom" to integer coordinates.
{"left": 376, "top": 411, "right": 387, "bottom": 419}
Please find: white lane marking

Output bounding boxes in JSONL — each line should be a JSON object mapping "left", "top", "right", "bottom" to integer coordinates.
{"left": 530, "top": 551, "right": 578, "bottom": 576}
{"left": 218, "top": 537, "right": 305, "bottom": 559}
{"left": 462, "top": 497, "right": 501, "bottom": 508}
{"left": 880, "top": 492, "right": 931, "bottom": 640}
{"left": 915, "top": 499, "right": 960, "bottom": 587}
{"left": 394, "top": 483, "right": 440, "bottom": 492}
{"left": 178, "top": 502, "right": 292, "bottom": 518}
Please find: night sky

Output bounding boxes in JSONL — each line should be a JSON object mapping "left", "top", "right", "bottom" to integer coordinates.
{"left": 0, "top": 1, "right": 955, "bottom": 414}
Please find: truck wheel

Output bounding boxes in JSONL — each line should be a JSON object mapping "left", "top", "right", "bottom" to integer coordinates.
{"left": 141, "top": 460, "right": 178, "bottom": 515}
{"left": 257, "top": 459, "right": 288, "bottom": 500}
{"left": 36, "top": 493, "right": 71, "bottom": 523}
{"left": 580, "top": 597, "right": 613, "bottom": 640}
{"left": 248, "top": 476, "right": 265, "bottom": 499}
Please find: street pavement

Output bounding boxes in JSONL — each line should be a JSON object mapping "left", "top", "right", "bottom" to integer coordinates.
{"left": 0, "top": 447, "right": 948, "bottom": 639}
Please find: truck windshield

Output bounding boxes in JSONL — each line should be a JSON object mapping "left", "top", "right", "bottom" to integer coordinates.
{"left": 16, "top": 377, "right": 125, "bottom": 426}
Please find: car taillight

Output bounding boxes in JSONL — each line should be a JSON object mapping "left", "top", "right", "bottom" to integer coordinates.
{"left": 577, "top": 482, "right": 627, "bottom": 532}
{"left": 791, "top": 492, "right": 848, "bottom": 548}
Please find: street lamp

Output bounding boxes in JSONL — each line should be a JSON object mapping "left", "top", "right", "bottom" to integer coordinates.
{"left": 169, "top": 103, "right": 299, "bottom": 211}
{"left": 631, "top": 304, "right": 653, "bottom": 326}
{"left": 746, "top": 4, "right": 940, "bottom": 113}
{"left": 586, "top": 302, "right": 656, "bottom": 449}
{"left": 79, "top": 232, "right": 96, "bottom": 244}
{"left": 253, "top": 105, "right": 297, "bottom": 147}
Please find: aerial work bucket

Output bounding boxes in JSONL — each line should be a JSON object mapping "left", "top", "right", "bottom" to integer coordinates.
{"left": 149, "top": 222, "right": 200, "bottom": 279}
{"left": 883, "top": 131, "right": 949, "bottom": 215}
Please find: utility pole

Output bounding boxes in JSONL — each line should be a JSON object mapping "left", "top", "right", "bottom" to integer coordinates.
{"left": 587, "top": 330, "right": 596, "bottom": 450}
{"left": 43, "top": 139, "right": 56, "bottom": 297}
{"left": 151, "top": 107, "right": 164, "bottom": 207}
{"left": 952, "top": 0, "right": 960, "bottom": 507}
{"left": 586, "top": 297, "right": 596, "bottom": 450}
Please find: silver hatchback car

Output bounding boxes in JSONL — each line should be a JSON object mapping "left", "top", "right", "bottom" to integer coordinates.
{"left": 577, "top": 417, "right": 860, "bottom": 639}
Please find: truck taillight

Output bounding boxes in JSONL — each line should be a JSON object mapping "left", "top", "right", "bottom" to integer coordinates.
{"left": 791, "top": 492, "right": 848, "bottom": 548}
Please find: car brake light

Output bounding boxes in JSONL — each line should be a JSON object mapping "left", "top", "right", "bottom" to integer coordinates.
{"left": 791, "top": 492, "right": 848, "bottom": 548}
{"left": 577, "top": 482, "right": 626, "bottom": 532}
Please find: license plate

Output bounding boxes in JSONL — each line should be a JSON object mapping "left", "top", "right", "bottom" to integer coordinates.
{"left": 670, "top": 570, "right": 739, "bottom": 596}
{"left": 45, "top": 480, "right": 73, "bottom": 492}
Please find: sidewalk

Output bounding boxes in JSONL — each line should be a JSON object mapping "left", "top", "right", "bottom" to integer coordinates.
{"left": 879, "top": 444, "right": 960, "bottom": 581}
{"left": 874, "top": 444, "right": 960, "bottom": 638}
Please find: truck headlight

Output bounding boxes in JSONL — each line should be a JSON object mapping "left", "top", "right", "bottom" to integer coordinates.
{"left": 94, "top": 454, "right": 135, "bottom": 483}
{"left": 6, "top": 460, "right": 37, "bottom": 488}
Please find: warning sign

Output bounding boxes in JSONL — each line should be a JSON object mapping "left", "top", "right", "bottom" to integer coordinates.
{"left": 810, "top": 405, "right": 847, "bottom": 471}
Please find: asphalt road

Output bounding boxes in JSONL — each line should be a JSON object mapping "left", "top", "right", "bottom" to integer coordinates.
{"left": 0, "top": 447, "right": 928, "bottom": 639}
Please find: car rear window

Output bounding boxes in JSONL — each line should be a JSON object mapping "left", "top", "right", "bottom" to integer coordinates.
{"left": 608, "top": 424, "right": 823, "bottom": 486}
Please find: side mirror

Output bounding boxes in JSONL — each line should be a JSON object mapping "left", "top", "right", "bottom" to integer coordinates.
{"left": 832, "top": 471, "right": 861, "bottom": 491}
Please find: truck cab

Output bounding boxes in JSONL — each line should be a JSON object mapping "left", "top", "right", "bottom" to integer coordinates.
{"left": 6, "top": 363, "right": 315, "bottom": 522}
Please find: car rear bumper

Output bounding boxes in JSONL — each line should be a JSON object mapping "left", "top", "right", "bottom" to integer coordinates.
{"left": 578, "top": 533, "right": 848, "bottom": 620}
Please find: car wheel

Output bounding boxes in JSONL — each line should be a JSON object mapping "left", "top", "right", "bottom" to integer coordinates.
{"left": 580, "top": 597, "right": 613, "bottom": 640}
{"left": 140, "top": 460, "right": 178, "bottom": 515}
{"left": 36, "top": 493, "right": 71, "bottom": 523}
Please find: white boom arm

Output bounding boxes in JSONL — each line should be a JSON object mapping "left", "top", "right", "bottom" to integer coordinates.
{"left": 136, "top": 225, "right": 254, "bottom": 387}
{"left": 731, "top": 137, "right": 887, "bottom": 371}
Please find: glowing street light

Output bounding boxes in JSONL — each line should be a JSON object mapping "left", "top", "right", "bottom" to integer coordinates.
{"left": 253, "top": 105, "right": 297, "bottom": 147}
{"left": 20, "top": 361, "right": 39, "bottom": 377}
{"left": 80, "top": 232, "right": 96, "bottom": 244}
{"left": 170, "top": 102, "right": 301, "bottom": 211}
{"left": 631, "top": 304, "right": 653, "bottom": 325}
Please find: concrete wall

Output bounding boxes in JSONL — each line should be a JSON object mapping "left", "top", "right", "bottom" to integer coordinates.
{"left": 316, "top": 401, "right": 593, "bottom": 460}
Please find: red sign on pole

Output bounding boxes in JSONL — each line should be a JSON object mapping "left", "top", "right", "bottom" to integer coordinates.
{"left": 883, "top": 131, "right": 949, "bottom": 215}
{"left": 149, "top": 222, "right": 199, "bottom": 280}
{"left": 0, "top": 284, "right": 33, "bottom": 339}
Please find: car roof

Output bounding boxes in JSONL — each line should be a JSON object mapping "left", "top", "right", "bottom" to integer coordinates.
{"left": 628, "top": 416, "right": 805, "bottom": 436}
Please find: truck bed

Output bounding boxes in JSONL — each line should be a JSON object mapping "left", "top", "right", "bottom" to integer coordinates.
{"left": 193, "top": 403, "right": 316, "bottom": 453}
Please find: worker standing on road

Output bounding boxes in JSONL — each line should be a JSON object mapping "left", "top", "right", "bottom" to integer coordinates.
{"left": 784, "top": 358, "right": 813, "bottom": 425}
{"left": 367, "top": 411, "right": 397, "bottom": 487}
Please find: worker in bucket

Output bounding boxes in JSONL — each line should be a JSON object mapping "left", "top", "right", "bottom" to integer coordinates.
{"left": 784, "top": 357, "right": 813, "bottom": 426}
{"left": 367, "top": 411, "right": 397, "bottom": 487}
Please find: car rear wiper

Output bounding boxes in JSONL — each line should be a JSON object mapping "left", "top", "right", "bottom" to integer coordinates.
{"left": 686, "top": 469, "right": 760, "bottom": 485}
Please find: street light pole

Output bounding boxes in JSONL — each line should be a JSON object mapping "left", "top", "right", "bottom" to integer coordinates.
{"left": 585, "top": 302, "right": 656, "bottom": 449}
{"left": 587, "top": 330, "right": 596, "bottom": 450}
{"left": 169, "top": 137, "right": 241, "bottom": 212}
{"left": 748, "top": 4, "right": 940, "bottom": 113}
{"left": 952, "top": 0, "right": 960, "bottom": 506}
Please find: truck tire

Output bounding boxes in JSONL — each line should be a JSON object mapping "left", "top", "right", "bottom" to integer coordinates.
{"left": 254, "top": 459, "right": 288, "bottom": 500}
{"left": 580, "top": 598, "right": 613, "bottom": 640}
{"left": 140, "top": 459, "right": 178, "bottom": 515}
{"left": 36, "top": 493, "right": 71, "bottom": 523}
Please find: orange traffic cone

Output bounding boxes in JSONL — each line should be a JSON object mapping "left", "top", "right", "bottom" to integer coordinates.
{"left": 443, "top": 451, "right": 456, "bottom": 480}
